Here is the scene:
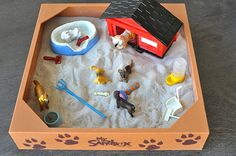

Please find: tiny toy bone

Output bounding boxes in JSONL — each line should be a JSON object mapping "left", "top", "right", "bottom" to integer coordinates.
{"left": 94, "top": 91, "right": 110, "bottom": 97}
{"left": 43, "top": 55, "right": 62, "bottom": 64}
{"left": 56, "top": 79, "right": 107, "bottom": 119}
{"left": 76, "top": 35, "right": 89, "bottom": 46}
{"left": 33, "top": 80, "right": 49, "bottom": 111}
{"left": 61, "top": 27, "right": 82, "bottom": 43}
{"left": 118, "top": 60, "right": 134, "bottom": 83}
{"left": 90, "top": 66, "right": 111, "bottom": 85}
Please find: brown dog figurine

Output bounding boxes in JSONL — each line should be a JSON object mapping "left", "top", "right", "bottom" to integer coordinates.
{"left": 33, "top": 80, "right": 49, "bottom": 111}
{"left": 111, "top": 30, "right": 136, "bottom": 49}
{"left": 118, "top": 60, "right": 134, "bottom": 83}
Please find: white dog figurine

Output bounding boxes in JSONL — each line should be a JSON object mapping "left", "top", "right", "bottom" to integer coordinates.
{"left": 111, "top": 30, "right": 136, "bottom": 49}
{"left": 61, "top": 28, "right": 82, "bottom": 43}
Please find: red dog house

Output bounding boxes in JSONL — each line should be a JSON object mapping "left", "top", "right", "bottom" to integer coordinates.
{"left": 101, "top": 0, "right": 183, "bottom": 58}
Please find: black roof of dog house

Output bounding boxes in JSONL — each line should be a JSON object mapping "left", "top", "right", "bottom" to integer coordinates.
{"left": 100, "top": 0, "right": 183, "bottom": 46}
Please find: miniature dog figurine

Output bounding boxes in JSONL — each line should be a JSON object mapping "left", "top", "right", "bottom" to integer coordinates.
{"left": 111, "top": 30, "right": 136, "bottom": 49}
{"left": 33, "top": 80, "right": 49, "bottom": 111}
{"left": 118, "top": 60, "right": 134, "bottom": 83}
{"left": 90, "top": 66, "right": 111, "bottom": 85}
{"left": 114, "top": 90, "right": 135, "bottom": 117}
{"left": 61, "top": 28, "right": 82, "bottom": 43}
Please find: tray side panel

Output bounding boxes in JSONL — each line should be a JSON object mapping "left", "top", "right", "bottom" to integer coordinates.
{"left": 10, "top": 132, "right": 208, "bottom": 150}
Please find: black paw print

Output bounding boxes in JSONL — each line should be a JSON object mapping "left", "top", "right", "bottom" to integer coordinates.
{"left": 55, "top": 134, "right": 79, "bottom": 145}
{"left": 23, "top": 138, "right": 46, "bottom": 150}
{"left": 138, "top": 139, "right": 163, "bottom": 150}
{"left": 176, "top": 134, "right": 201, "bottom": 145}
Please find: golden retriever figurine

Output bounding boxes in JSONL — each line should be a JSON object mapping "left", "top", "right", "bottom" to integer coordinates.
{"left": 90, "top": 66, "right": 111, "bottom": 85}
{"left": 33, "top": 80, "right": 49, "bottom": 111}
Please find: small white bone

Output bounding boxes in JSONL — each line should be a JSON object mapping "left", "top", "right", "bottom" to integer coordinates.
{"left": 94, "top": 92, "right": 110, "bottom": 97}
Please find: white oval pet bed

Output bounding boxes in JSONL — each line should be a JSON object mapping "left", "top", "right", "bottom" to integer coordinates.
{"left": 50, "top": 21, "right": 99, "bottom": 55}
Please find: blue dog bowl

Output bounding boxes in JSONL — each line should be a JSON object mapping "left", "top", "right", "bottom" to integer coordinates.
{"left": 50, "top": 21, "right": 99, "bottom": 56}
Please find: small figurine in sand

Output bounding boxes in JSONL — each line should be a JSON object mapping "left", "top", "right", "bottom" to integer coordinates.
{"left": 111, "top": 30, "right": 136, "bottom": 49}
{"left": 119, "top": 82, "right": 140, "bottom": 101}
{"left": 90, "top": 66, "right": 111, "bottom": 85}
{"left": 118, "top": 60, "right": 134, "bottom": 83}
{"left": 33, "top": 80, "right": 49, "bottom": 111}
{"left": 114, "top": 91, "right": 135, "bottom": 117}
{"left": 61, "top": 27, "right": 82, "bottom": 43}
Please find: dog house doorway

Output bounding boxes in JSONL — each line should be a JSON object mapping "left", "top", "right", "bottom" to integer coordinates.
{"left": 115, "top": 26, "right": 137, "bottom": 45}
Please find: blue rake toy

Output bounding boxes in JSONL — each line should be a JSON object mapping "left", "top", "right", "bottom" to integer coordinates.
{"left": 56, "top": 79, "right": 107, "bottom": 119}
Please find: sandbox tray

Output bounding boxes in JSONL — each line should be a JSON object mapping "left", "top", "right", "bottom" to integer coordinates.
{"left": 9, "top": 3, "right": 209, "bottom": 150}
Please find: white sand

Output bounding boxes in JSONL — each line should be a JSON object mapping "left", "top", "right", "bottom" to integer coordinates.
{"left": 27, "top": 17, "right": 195, "bottom": 128}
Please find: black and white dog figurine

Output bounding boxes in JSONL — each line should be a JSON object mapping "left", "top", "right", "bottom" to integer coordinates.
{"left": 114, "top": 90, "right": 135, "bottom": 117}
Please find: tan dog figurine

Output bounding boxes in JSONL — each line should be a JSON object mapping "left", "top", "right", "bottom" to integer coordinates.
{"left": 111, "top": 30, "right": 136, "bottom": 49}
{"left": 90, "top": 66, "right": 111, "bottom": 85}
{"left": 33, "top": 80, "right": 49, "bottom": 111}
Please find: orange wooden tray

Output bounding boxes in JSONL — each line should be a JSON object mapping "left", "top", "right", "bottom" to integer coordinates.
{"left": 9, "top": 3, "right": 209, "bottom": 150}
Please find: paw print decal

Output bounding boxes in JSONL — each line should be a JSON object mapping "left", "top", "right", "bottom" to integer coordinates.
{"left": 55, "top": 134, "right": 79, "bottom": 145}
{"left": 138, "top": 139, "right": 163, "bottom": 150}
{"left": 23, "top": 138, "right": 46, "bottom": 150}
{"left": 176, "top": 134, "right": 201, "bottom": 145}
